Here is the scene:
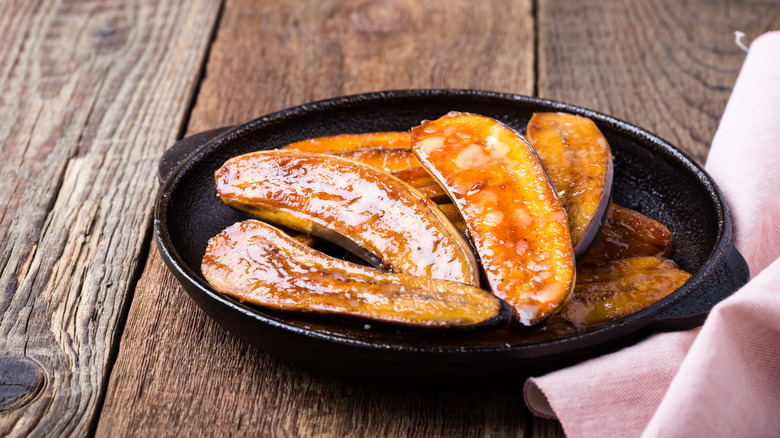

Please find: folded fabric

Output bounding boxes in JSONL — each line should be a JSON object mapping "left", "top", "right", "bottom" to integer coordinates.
{"left": 524, "top": 30, "right": 780, "bottom": 438}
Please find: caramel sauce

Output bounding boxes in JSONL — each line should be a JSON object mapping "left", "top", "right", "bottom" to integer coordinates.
{"left": 337, "top": 148, "right": 420, "bottom": 173}
{"left": 282, "top": 131, "right": 411, "bottom": 154}
{"left": 391, "top": 166, "right": 449, "bottom": 202}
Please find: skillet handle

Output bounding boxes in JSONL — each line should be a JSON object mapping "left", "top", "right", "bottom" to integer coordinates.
{"left": 649, "top": 242, "right": 749, "bottom": 331}
{"left": 158, "top": 126, "right": 236, "bottom": 184}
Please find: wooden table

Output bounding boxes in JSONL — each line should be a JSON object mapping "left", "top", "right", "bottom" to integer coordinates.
{"left": 1, "top": 1, "right": 778, "bottom": 436}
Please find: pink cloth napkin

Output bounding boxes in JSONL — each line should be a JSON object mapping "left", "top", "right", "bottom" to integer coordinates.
{"left": 524, "top": 31, "right": 780, "bottom": 437}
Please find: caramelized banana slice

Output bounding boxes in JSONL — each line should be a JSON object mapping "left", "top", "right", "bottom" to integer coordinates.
{"left": 554, "top": 257, "right": 691, "bottom": 329}
{"left": 336, "top": 149, "right": 451, "bottom": 202}
{"left": 336, "top": 149, "right": 450, "bottom": 202}
{"left": 215, "top": 150, "right": 479, "bottom": 286}
{"left": 585, "top": 204, "right": 674, "bottom": 263}
{"left": 437, "top": 203, "right": 467, "bottom": 233}
{"left": 412, "top": 112, "right": 575, "bottom": 326}
{"left": 391, "top": 166, "right": 450, "bottom": 203}
{"left": 336, "top": 148, "right": 421, "bottom": 173}
{"left": 203, "top": 220, "right": 509, "bottom": 328}
{"left": 526, "top": 112, "right": 613, "bottom": 259}
{"left": 282, "top": 132, "right": 411, "bottom": 154}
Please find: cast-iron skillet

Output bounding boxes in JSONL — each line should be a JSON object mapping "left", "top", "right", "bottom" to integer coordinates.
{"left": 154, "top": 90, "right": 749, "bottom": 383}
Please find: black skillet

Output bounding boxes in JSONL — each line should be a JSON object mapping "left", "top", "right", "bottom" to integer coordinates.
{"left": 154, "top": 90, "right": 749, "bottom": 383}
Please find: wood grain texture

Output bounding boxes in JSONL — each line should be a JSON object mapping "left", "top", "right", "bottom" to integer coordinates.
{"left": 537, "top": 0, "right": 780, "bottom": 163}
{"left": 188, "top": 0, "right": 534, "bottom": 129}
{"left": 97, "top": 0, "right": 534, "bottom": 436}
{"left": 0, "top": 0, "right": 221, "bottom": 436}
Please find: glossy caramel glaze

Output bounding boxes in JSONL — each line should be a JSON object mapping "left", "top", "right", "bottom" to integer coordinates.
{"left": 290, "top": 233, "right": 319, "bottom": 247}
{"left": 336, "top": 149, "right": 451, "bottom": 202}
{"left": 215, "top": 150, "right": 479, "bottom": 286}
{"left": 526, "top": 112, "right": 613, "bottom": 259}
{"left": 412, "top": 112, "right": 575, "bottom": 326}
{"left": 391, "top": 166, "right": 449, "bottom": 203}
{"left": 202, "top": 220, "right": 507, "bottom": 328}
{"left": 585, "top": 204, "right": 674, "bottom": 263}
{"left": 336, "top": 148, "right": 450, "bottom": 203}
{"left": 336, "top": 148, "right": 421, "bottom": 173}
{"left": 436, "top": 203, "right": 467, "bottom": 233}
{"left": 282, "top": 132, "right": 411, "bottom": 154}
{"left": 551, "top": 256, "right": 691, "bottom": 329}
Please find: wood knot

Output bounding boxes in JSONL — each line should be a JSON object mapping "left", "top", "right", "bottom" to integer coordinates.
{"left": 93, "top": 18, "right": 128, "bottom": 55}
{"left": 348, "top": 0, "right": 412, "bottom": 35}
{"left": 0, "top": 356, "right": 46, "bottom": 412}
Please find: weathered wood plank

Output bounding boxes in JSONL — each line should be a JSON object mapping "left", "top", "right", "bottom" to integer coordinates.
{"left": 0, "top": 0, "right": 221, "bottom": 436}
{"left": 536, "top": 0, "right": 780, "bottom": 163}
{"left": 96, "top": 0, "right": 535, "bottom": 436}
{"left": 531, "top": 0, "right": 780, "bottom": 436}
{"left": 187, "top": 0, "right": 535, "bottom": 129}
